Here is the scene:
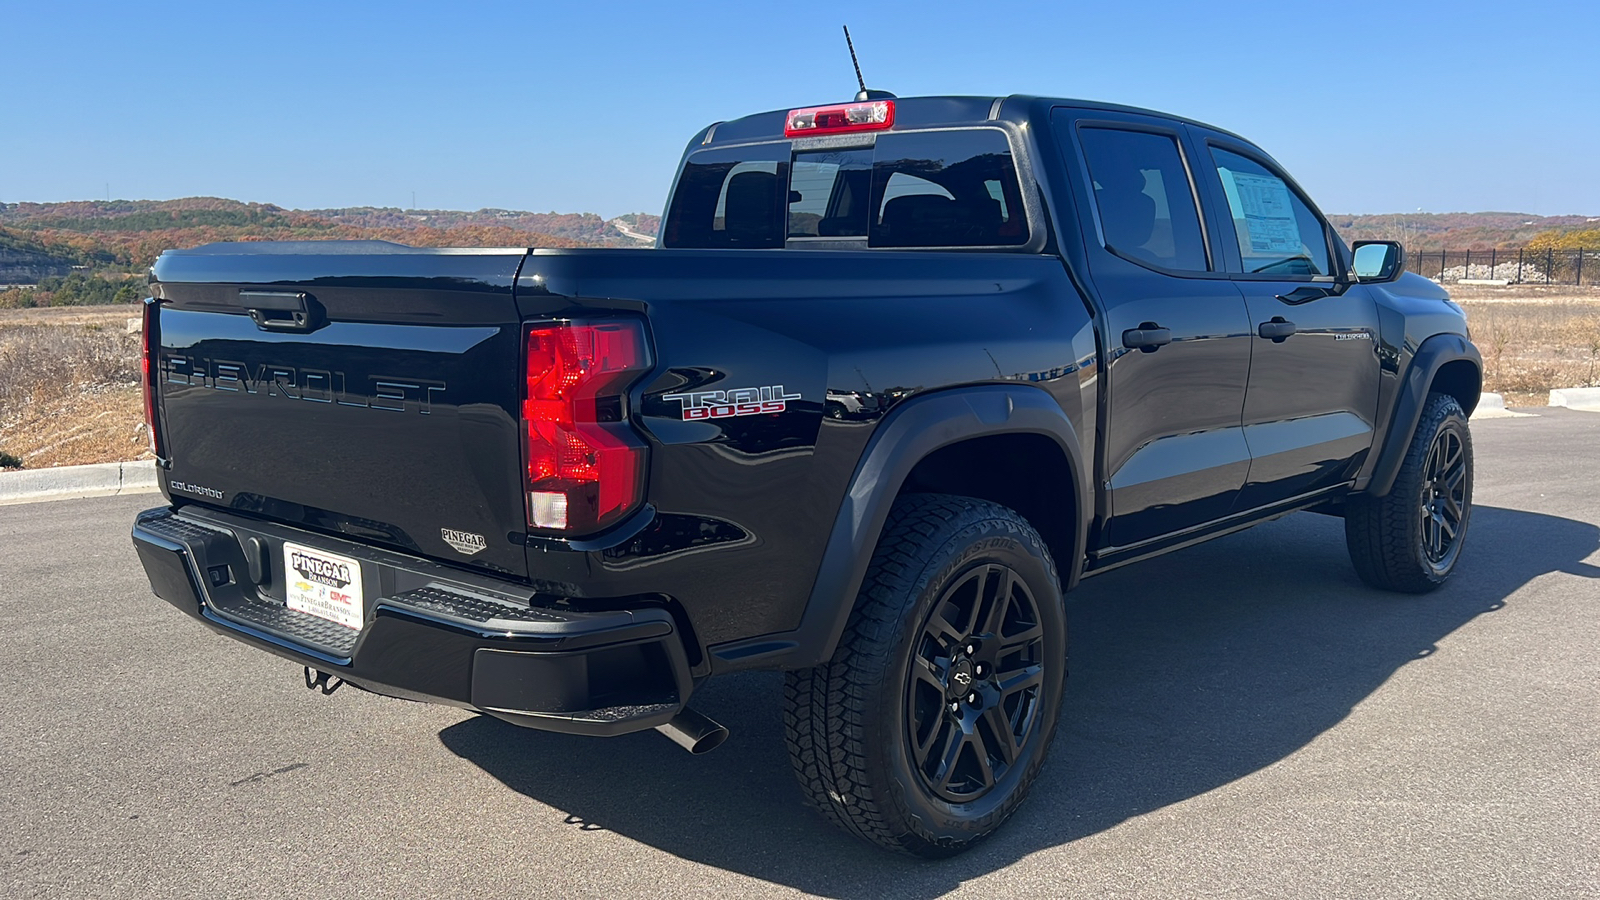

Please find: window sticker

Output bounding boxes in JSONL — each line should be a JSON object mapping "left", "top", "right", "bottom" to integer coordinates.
{"left": 1220, "top": 170, "right": 1301, "bottom": 254}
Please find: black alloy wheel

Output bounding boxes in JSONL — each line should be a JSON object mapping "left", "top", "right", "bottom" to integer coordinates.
{"left": 1419, "top": 424, "right": 1469, "bottom": 570}
{"left": 906, "top": 563, "right": 1045, "bottom": 804}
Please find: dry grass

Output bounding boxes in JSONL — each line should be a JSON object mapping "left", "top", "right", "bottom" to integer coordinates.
{"left": 1460, "top": 299, "right": 1600, "bottom": 406}
{"left": 0, "top": 291, "right": 1595, "bottom": 470}
{"left": 0, "top": 305, "right": 151, "bottom": 469}
{"left": 0, "top": 306, "right": 143, "bottom": 328}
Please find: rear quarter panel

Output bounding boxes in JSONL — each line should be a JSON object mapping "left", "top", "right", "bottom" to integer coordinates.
{"left": 515, "top": 249, "right": 1097, "bottom": 649}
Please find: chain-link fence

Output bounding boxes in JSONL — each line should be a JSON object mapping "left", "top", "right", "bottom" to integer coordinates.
{"left": 1408, "top": 247, "right": 1596, "bottom": 285}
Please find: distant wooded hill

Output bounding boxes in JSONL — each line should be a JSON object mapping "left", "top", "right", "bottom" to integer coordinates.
{"left": 0, "top": 199, "right": 663, "bottom": 278}
{"left": 0, "top": 230, "right": 82, "bottom": 283}
{"left": 1327, "top": 212, "right": 1599, "bottom": 252}
{"left": 3, "top": 197, "right": 1593, "bottom": 287}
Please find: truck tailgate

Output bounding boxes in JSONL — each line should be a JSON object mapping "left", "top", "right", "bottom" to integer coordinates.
{"left": 150, "top": 243, "right": 531, "bottom": 578}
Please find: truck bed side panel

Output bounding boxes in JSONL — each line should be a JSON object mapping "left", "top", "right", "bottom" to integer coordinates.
{"left": 514, "top": 249, "right": 1095, "bottom": 649}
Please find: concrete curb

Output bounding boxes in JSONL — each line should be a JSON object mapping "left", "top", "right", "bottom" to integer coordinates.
{"left": 0, "top": 460, "right": 161, "bottom": 506}
{"left": 1472, "top": 392, "right": 1534, "bottom": 419}
{"left": 1549, "top": 387, "right": 1600, "bottom": 411}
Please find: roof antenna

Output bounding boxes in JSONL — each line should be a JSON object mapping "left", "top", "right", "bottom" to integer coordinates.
{"left": 843, "top": 26, "right": 895, "bottom": 102}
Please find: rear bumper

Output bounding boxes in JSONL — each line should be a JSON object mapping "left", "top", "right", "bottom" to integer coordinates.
{"left": 131, "top": 506, "right": 694, "bottom": 736}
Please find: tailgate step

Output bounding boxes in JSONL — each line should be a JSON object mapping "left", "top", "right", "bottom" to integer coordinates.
{"left": 217, "top": 595, "right": 362, "bottom": 657}
{"left": 390, "top": 586, "right": 567, "bottom": 625}
{"left": 211, "top": 573, "right": 572, "bottom": 659}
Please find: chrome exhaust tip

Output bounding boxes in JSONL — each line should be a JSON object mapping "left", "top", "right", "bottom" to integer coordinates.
{"left": 654, "top": 707, "right": 729, "bottom": 754}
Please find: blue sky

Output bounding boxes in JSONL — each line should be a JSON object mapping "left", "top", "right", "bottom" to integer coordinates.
{"left": 4, "top": 0, "right": 1597, "bottom": 218}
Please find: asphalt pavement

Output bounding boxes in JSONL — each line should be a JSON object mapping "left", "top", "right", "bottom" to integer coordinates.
{"left": 2, "top": 410, "right": 1597, "bottom": 899}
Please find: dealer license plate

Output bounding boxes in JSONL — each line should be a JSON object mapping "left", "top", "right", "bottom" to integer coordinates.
{"left": 283, "top": 542, "right": 365, "bottom": 631}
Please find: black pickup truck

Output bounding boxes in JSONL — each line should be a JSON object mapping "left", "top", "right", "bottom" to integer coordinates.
{"left": 132, "top": 94, "right": 1480, "bottom": 856}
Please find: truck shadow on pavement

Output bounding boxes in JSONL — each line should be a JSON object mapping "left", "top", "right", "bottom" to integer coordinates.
{"left": 438, "top": 505, "right": 1599, "bottom": 897}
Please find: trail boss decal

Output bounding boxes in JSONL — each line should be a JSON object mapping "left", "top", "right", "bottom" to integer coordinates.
{"left": 662, "top": 385, "right": 802, "bottom": 421}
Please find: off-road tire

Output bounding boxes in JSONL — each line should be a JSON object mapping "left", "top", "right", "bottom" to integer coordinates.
{"left": 783, "top": 493, "right": 1067, "bottom": 857}
{"left": 1345, "top": 392, "right": 1473, "bottom": 592}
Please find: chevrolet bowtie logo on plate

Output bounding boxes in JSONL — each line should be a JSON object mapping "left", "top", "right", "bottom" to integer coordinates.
{"left": 441, "top": 528, "right": 487, "bottom": 556}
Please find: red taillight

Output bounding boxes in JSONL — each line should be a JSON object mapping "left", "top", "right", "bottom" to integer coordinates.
{"left": 140, "top": 297, "right": 160, "bottom": 457}
{"left": 522, "top": 320, "right": 651, "bottom": 534}
{"left": 784, "top": 100, "right": 895, "bottom": 137}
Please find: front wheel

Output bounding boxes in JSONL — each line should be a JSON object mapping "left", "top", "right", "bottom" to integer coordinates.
{"left": 783, "top": 494, "right": 1067, "bottom": 857}
{"left": 1345, "top": 392, "right": 1474, "bottom": 592}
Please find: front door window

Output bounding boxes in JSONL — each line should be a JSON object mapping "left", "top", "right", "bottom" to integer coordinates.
{"left": 1210, "top": 147, "right": 1331, "bottom": 278}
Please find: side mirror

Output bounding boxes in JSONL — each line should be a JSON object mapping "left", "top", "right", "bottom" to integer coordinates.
{"left": 1351, "top": 240, "right": 1406, "bottom": 283}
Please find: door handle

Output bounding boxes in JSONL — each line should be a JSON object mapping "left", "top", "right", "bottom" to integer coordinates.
{"left": 1258, "top": 317, "right": 1297, "bottom": 342}
{"left": 1122, "top": 323, "right": 1173, "bottom": 352}
{"left": 239, "top": 290, "right": 325, "bottom": 333}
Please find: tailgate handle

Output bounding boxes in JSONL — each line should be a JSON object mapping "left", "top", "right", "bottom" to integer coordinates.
{"left": 239, "top": 290, "right": 325, "bottom": 333}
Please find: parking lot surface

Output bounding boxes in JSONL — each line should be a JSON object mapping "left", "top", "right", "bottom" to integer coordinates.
{"left": 2, "top": 410, "right": 1597, "bottom": 899}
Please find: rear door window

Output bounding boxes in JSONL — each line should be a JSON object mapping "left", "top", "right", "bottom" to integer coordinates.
{"left": 1076, "top": 127, "right": 1209, "bottom": 272}
{"left": 1209, "top": 147, "right": 1331, "bottom": 277}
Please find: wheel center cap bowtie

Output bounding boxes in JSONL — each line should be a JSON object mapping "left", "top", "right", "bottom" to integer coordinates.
{"left": 948, "top": 657, "right": 976, "bottom": 698}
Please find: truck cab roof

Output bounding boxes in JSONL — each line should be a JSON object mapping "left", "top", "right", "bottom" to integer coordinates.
{"left": 700, "top": 94, "right": 1253, "bottom": 148}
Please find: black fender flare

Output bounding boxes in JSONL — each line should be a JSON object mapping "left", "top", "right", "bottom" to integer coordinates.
{"left": 1359, "top": 332, "right": 1482, "bottom": 498}
{"left": 708, "top": 383, "right": 1090, "bottom": 672}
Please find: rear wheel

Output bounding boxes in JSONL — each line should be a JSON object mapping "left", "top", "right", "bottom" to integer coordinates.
{"left": 783, "top": 494, "right": 1067, "bottom": 857}
{"left": 1345, "top": 392, "right": 1473, "bottom": 592}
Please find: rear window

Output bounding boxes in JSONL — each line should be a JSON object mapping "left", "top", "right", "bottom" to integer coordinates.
{"left": 662, "top": 145, "right": 788, "bottom": 249}
{"left": 789, "top": 148, "right": 872, "bottom": 237}
{"left": 663, "top": 128, "right": 1028, "bottom": 249}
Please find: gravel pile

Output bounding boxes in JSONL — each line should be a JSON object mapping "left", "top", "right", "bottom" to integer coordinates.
{"left": 1438, "top": 262, "right": 1551, "bottom": 283}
